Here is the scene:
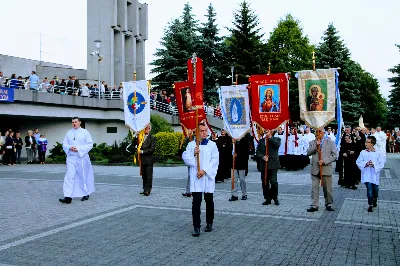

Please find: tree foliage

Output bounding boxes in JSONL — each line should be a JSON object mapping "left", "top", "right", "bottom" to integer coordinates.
{"left": 387, "top": 44, "right": 400, "bottom": 128}
{"left": 266, "top": 14, "right": 313, "bottom": 122}
{"left": 225, "top": 1, "right": 267, "bottom": 81}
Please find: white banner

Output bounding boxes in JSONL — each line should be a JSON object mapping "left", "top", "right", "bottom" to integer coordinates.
{"left": 218, "top": 85, "right": 251, "bottom": 140}
{"left": 122, "top": 80, "right": 150, "bottom": 132}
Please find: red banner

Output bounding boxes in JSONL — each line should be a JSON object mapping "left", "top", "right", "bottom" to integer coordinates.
{"left": 249, "top": 73, "right": 289, "bottom": 130}
{"left": 174, "top": 80, "right": 206, "bottom": 131}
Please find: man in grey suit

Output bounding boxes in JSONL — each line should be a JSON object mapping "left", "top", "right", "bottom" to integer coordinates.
{"left": 138, "top": 124, "right": 156, "bottom": 196}
{"left": 307, "top": 128, "right": 338, "bottom": 212}
{"left": 256, "top": 129, "right": 281, "bottom": 206}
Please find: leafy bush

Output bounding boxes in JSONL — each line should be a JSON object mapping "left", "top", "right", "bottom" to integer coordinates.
{"left": 154, "top": 132, "right": 180, "bottom": 159}
{"left": 150, "top": 114, "right": 174, "bottom": 135}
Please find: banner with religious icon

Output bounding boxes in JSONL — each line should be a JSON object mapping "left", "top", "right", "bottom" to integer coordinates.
{"left": 122, "top": 80, "right": 150, "bottom": 132}
{"left": 297, "top": 69, "right": 338, "bottom": 129}
{"left": 249, "top": 73, "right": 289, "bottom": 131}
{"left": 174, "top": 80, "right": 206, "bottom": 131}
{"left": 218, "top": 85, "right": 251, "bottom": 140}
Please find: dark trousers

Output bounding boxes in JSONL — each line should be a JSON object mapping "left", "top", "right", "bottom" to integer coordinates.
{"left": 38, "top": 151, "right": 46, "bottom": 163}
{"left": 141, "top": 164, "right": 153, "bottom": 193}
{"left": 16, "top": 149, "right": 21, "bottom": 163}
{"left": 4, "top": 149, "right": 16, "bottom": 165}
{"left": 192, "top": 192, "right": 214, "bottom": 228}
{"left": 261, "top": 169, "right": 278, "bottom": 200}
{"left": 365, "top": 182, "right": 379, "bottom": 206}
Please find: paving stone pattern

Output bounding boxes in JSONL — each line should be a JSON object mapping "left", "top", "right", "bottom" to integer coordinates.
{"left": 0, "top": 154, "right": 399, "bottom": 265}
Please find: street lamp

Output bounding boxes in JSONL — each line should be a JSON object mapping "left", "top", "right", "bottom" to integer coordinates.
{"left": 94, "top": 40, "right": 101, "bottom": 99}
{"left": 230, "top": 66, "right": 235, "bottom": 85}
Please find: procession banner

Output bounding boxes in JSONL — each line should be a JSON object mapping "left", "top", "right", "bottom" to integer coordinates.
{"left": 0, "top": 87, "right": 14, "bottom": 102}
{"left": 297, "top": 69, "right": 337, "bottom": 129}
{"left": 174, "top": 80, "right": 206, "bottom": 131}
{"left": 218, "top": 85, "right": 251, "bottom": 140}
{"left": 249, "top": 73, "right": 289, "bottom": 130}
{"left": 122, "top": 80, "right": 150, "bottom": 132}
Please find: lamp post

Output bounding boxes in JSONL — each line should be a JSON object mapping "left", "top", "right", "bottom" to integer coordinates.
{"left": 230, "top": 66, "right": 235, "bottom": 85}
{"left": 94, "top": 40, "right": 101, "bottom": 99}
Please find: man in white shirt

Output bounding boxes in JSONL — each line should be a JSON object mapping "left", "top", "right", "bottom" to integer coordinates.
{"left": 326, "top": 127, "right": 336, "bottom": 142}
{"left": 375, "top": 127, "right": 387, "bottom": 163}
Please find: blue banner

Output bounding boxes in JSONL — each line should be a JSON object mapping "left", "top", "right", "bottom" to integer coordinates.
{"left": 0, "top": 87, "right": 14, "bottom": 102}
{"left": 335, "top": 70, "right": 343, "bottom": 152}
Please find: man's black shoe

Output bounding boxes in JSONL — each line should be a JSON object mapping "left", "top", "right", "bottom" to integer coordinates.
{"left": 241, "top": 195, "right": 247, "bottom": 200}
{"left": 373, "top": 201, "right": 377, "bottom": 208}
{"left": 192, "top": 228, "right": 200, "bottom": 237}
{"left": 262, "top": 200, "right": 271, "bottom": 205}
{"left": 351, "top": 186, "right": 357, "bottom": 190}
{"left": 205, "top": 224, "right": 213, "bottom": 232}
{"left": 326, "top": 206, "right": 334, "bottom": 211}
{"left": 307, "top": 207, "right": 318, "bottom": 212}
{"left": 182, "top": 193, "right": 192, "bottom": 197}
{"left": 368, "top": 206, "right": 373, "bottom": 212}
{"left": 140, "top": 191, "right": 145, "bottom": 195}
{"left": 59, "top": 197, "right": 72, "bottom": 204}
{"left": 229, "top": 196, "right": 239, "bottom": 202}
{"left": 81, "top": 195, "right": 89, "bottom": 201}
{"left": 274, "top": 199, "right": 280, "bottom": 206}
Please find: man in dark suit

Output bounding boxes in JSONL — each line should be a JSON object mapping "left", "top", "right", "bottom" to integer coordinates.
{"left": 256, "top": 129, "right": 281, "bottom": 206}
{"left": 228, "top": 137, "right": 250, "bottom": 201}
{"left": 137, "top": 124, "right": 156, "bottom": 196}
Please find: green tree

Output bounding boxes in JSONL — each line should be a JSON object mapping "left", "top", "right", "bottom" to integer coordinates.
{"left": 316, "top": 23, "right": 363, "bottom": 125}
{"left": 387, "top": 44, "right": 400, "bottom": 128}
{"left": 150, "top": 114, "right": 174, "bottom": 135}
{"left": 225, "top": 1, "right": 267, "bottom": 81}
{"left": 266, "top": 14, "right": 313, "bottom": 121}
{"left": 197, "top": 3, "right": 224, "bottom": 104}
{"left": 150, "top": 3, "right": 199, "bottom": 93}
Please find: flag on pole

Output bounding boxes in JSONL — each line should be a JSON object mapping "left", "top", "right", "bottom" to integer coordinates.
{"left": 297, "top": 69, "right": 337, "bottom": 129}
{"left": 218, "top": 85, "right": 251, "bottom": 140}
{"left": 122, "top": 80, "right": 150, "bottom": 132}
{"left": 335, "top": 70, "right": 344, "bottom": 152}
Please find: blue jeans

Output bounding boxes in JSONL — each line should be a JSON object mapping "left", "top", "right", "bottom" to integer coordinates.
{"left": 365, "top": 182, "right": 379, "bottom": 206}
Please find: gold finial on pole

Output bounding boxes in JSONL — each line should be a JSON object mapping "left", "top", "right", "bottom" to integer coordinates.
{"left": 147, "top": 79, "right": 152, "bottom": 93}
{"left": 134, "top": 71, "right": 137, "bottom": 82}
{"left": 312, "top": 51, "right": 316, "bottom": 71}
{"left": 235, "top": 74, "right": 239, "bottom": 85}
{"left": 268, "top": 61, "right": 271, "bottom": 75}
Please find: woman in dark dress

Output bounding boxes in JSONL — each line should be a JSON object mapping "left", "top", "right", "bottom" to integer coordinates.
{"left": 340, "top": 134, "right": 358, "bottom": 189}
{"left": 215, "top": 130, "right": 232, "bottom": 182}
{"left": 4, "top": 131, "right": 16, "bottom": 166}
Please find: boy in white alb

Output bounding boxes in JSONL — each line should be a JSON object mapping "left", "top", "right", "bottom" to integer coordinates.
{"left": 356, "top": 136, "right": 384, "bottom": 212}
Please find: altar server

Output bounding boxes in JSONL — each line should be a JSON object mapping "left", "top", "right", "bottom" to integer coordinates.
{"left": 182, "top": 123, "right": 219, "bottom": 237}
{"left": 59, "top": 117, "right": 95, "bottom": 204}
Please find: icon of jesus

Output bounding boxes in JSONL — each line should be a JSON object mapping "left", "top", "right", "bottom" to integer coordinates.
{"left": 261, "top": 88, "right": 280, "bottom": 112}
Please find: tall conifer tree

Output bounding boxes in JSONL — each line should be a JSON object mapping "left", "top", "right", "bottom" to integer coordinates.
{"left": 387, "top": 44, "right": 400, "bottom": 127}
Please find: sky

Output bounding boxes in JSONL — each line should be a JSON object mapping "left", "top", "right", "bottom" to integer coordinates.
{"left": 0, "top": 0, "right": 399, "bottom": 98}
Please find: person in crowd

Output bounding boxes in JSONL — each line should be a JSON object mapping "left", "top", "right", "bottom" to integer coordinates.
{"left": 337, "top": 126, "right": 352, "bottom": 186}
{"left": 256, "top": 129, "right": 281, "bottom": 206}
{"left": 0, "top": 131, "right": 4, "bottom": 165}
{"left": 25, "top": 130, "right": 36, "bottom": 164}
{"left": 182, "top": 131, "right": 195, "bottom": 197}
{"left": 356, "top": 136, "right": 384, "bottom": 212}
{"left": 340, "top": 134, "right": 358, "bottom": 189}
{"left": 9, "top": 74, "right": 19, "bottom": 89}
{"left": 81, "top": 83, "right": 90, "bottom": 97}
{"left": 29, "top": 71, "right": 39, "bottom": 90}
{"left": 135, "top": 124, "right": 156, "bottom": 196}
{"left": 17, "top": 76, "right": 24, "bottom": 89}
{"left": 33, "top": 128, "right": 40, "bottom": 161}
{"left": 286, "top": 127, "right": 302, "bottom": 170}
{"left": 24, "top": 77, "right": 30, "bottom": 90}
{"left": 37, "top": 134, "right": 48, "bottom": 164}
{"left": 215, "top": 129, "right": 232, "bottom": 182}
{"left": 375, "top": 127, "right": 387, "bottom": 163}
{"left": 387, "top": 132, "right": 395, "bottom": 153}
{"left": 182, "top": 123, "right": 219, "bottom": 237}
{"left": 396, "top": 131, "right": 400, "bottom": 153}
{"left": 60, "top": 117, "right": 95, "bottom": 204}
{"left": 307, "top": 128, "right": 337, "bottom": 212}
{"left": 4, "top": 131, "right": 16, "bottom": 166}
{"left": 274, "top": 127, "right": 286, "bottom": 169}
{"left": 228, "top": 137, "right": 250, "bottom": 201}
{"left": 0, "top": 71, "right": 4, "bottom": 86}
{"left": 72, "top": 76, "right": 80, "bottom": 89}
{"left": 14, "top": 132, "right": 23, "bottom": 164}
{"left": 326, "top": 127, "right": 336, "bottom": 141}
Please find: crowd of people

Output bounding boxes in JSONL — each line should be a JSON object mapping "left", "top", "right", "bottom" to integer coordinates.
{"left": 0, "top": 128, "right": 48, "bottom": 165}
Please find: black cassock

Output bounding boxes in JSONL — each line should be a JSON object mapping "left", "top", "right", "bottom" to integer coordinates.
{"left": 215, "top": 135, "right": 232, "bottom": 182}
{"left": 340, "top": 141, "right": 358, "bottom": 187}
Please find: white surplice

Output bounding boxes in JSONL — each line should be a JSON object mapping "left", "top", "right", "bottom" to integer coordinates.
{"left": 356, "top": 149, "right": 384, "bottom": 185}
{"left": 287, "top": 135, "right": 301, "bottom": 155}
{"left": 375, "top": 131, "right": 387, "bottom": 163}
{"left": 298, "top": 134, "right": 309, "bottom": 155}
{"left": 182, "top": 140, "right": 219, "bottom": 193}
{"left": 274, "top": 133, "right": 286, "bottom": 156}
{"left": 62, "top": 127, "right": 95, "bottom": 198}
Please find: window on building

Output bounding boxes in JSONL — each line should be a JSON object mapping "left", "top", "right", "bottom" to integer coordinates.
{"left": 107, "top": 127, "right": 117, "bottom": 133}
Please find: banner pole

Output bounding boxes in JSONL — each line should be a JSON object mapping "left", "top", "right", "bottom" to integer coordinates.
{"left": 317, "top": 129, "right": 323, "bottom": 187}
{"left": 264, "top": 132, "right": 269, "bottom": 186}
{"left": 195, "top": 107, "right": 201, "bottom": 173}
{"left": 232, "top": 139, "right": 236, "bottom": 190}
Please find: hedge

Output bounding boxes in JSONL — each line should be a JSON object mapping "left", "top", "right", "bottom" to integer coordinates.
{"left": 154, "top": 132, "right": 180, "bottom": 158}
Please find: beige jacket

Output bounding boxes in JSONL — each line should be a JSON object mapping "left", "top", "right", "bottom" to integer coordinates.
{"left": 307, "top": 138, "right": 337, "bottom": 176}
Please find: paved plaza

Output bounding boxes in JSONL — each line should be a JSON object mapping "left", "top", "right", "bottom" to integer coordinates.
{"left": 0, "top": 154, "right": 399, "bottom": 265}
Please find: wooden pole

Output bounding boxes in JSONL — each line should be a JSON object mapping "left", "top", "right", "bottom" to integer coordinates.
{"left": 317, "top": 129, "right": 323, "bottom": 186}
{"left": 195, "top": 107, "right": 200, "bottom": 173}
{"left": 231, "top": 139, "right": 236, "bottom": 190}
{"left": 264, "top": 133, "right": 269, "bottom": 186}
